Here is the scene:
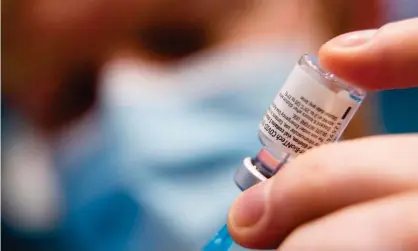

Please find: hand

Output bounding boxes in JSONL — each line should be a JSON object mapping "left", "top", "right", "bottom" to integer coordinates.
{"left": 227, "top": 18, "right": 418, "bottom": 250}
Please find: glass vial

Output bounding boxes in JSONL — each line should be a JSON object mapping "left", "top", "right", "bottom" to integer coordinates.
{"left": 235, "top": 54, "right": 366, "bottom": 190}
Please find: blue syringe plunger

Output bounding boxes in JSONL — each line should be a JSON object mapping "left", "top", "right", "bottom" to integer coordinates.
{"left": 203, "top": 224, "right": 233, "bottom": 251}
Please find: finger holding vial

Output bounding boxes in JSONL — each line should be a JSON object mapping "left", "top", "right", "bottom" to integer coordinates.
{"left": 228, "top": 18, "right": 418, "bottom": 250}
{"left": 319, "top": 18, "right": 418, "bottom": 90}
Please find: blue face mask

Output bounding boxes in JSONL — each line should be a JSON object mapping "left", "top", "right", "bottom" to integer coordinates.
{"left": 97, "top": 45, "right": 300, "bottom": 251}
{"left": 3, "top": 44, "right": 301, "bottom": 251}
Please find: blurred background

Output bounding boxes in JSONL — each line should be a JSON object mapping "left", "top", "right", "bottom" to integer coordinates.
{"left": 2, "top": 0, "right": 417, "bottom": 251}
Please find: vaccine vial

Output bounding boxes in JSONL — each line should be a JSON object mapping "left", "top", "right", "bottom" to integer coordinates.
{"left": 235, "top": 54, "right": 366, "bottom": 190}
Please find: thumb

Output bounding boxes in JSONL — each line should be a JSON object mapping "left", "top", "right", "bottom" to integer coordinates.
{"left": 318, "top": 18, "right": 418, "bottom": 91}
{"left": 227, "top": 135, "right": 418, "bottom": 249}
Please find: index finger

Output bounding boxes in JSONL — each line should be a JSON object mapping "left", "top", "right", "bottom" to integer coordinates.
{"left": 319, "top": 18, "right": 418, "bottom": 91}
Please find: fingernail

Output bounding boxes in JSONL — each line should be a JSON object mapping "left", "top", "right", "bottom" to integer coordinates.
{"left": 231, "top": 182, "right": 268, "bottom": 228}
{"left": 327, "top": 29, "right": 378, "bottom": 48}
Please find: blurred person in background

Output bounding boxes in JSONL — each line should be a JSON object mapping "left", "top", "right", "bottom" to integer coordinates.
{"left": 2, "top": 0, "right": 382, "bottom": 251}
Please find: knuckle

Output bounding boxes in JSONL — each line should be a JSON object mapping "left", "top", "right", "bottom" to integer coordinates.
{"left": 378, "top": 21, "right": 396, "bottom": 33}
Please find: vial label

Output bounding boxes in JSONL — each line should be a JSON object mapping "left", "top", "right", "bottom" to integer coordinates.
{"left": 259, "top": 65, "right": 358, "bottom": 156}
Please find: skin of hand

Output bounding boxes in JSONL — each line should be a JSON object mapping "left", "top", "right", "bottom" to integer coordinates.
{"left": 227, "top": 17, "right": 418, "bottom": 251}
